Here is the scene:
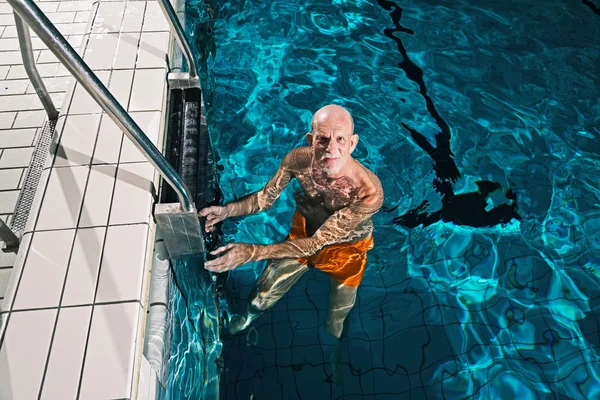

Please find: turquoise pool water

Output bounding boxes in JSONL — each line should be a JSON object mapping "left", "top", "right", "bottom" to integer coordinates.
{"left": 168, "top": 0, "right": 600, "bottom": 398}
{"left": 162, "top": 255, "right": 221, "bottom": 400}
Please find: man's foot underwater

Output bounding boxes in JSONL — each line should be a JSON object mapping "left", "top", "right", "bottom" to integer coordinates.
{"left": 330, "top": 316, "right": 351, "bottom": 387}
{"left": 331, "top": 340, "right": 343, "bottom": 388}
{"left": 227, "top": 314, "right": 250, "bottom": 335}
{"left": 225, "top": 306, "right": 262, "bottom": 335}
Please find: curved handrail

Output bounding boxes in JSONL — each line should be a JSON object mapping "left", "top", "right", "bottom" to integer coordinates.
{"left": 13, "top": 12, "right": 58, "bottom": 120}
{"left": 7, "top": 0, "right": 195, "bottom": 213}
{"left": 156, "top": 0, "right": 198, "bottom": 79}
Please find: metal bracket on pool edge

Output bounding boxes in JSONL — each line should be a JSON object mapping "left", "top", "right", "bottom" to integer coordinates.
{"left": 168, "top": 72, "right": 200, "bottom": 89}
{"left": 155, "top": 203, "right": 205, "bottom": 258}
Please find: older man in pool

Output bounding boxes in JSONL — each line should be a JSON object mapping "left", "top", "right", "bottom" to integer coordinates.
{"left": 199, "top": 104, "right": 384, "bottom": 341}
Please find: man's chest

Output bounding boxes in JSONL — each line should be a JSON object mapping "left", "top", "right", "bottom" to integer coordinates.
{"left": 294, "top": 173, "right": 358, "bottom": 211}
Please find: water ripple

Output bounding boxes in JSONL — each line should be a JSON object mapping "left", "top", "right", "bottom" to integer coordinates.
{"left": 176, "top": 0, "right": 600, "bottom": 398}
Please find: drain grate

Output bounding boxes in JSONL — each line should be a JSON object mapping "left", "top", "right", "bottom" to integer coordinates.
{"left": 10, "top": 119, "right": 57, "bottom": 237}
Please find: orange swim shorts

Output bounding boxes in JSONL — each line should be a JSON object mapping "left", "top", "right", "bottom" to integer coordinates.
{"left": 288, "top": 212, "right": 374, "bottom": 287}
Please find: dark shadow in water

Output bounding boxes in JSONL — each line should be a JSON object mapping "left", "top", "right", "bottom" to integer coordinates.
{"left": 391, "top": 180, "right": 521, "bottom": 228}
{"left": 582, "top": 0, "right": 600, "bottom": 15}
{"left": 377, "top": 0, "right": 522, "bottom": 229}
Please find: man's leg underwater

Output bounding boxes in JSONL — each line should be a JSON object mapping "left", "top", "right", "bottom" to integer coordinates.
{"left": 326, "top": 278, "right": 359, "bottom": 386}
{"left": 326, "top": 279, "right": 359, "bottom": 339}
{"left": 228, "top": 258, "right": 309, "bottom": 334}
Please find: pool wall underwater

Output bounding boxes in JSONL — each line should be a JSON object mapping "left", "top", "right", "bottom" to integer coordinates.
{"left": 172, "top": 0, "right": 600, "bottom": 399}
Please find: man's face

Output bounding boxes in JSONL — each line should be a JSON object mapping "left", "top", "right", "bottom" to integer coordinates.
{"left": 308, "top": 116, "right": 357, "bottom": 176}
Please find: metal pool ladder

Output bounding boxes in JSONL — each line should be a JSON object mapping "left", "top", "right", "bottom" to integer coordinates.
{"left": 3, "top": 0, "right": 205, "bottom": 258}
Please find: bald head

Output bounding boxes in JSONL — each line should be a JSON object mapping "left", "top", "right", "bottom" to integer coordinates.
{"left": 307, "top": 104, "right": 358, "bottom": 177}
{"left": 311, "top": 104, "right": 354, "bottom": 134}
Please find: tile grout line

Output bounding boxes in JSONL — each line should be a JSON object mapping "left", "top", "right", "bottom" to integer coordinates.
{"left": 3, "top": 0, "right": 165, "bottom": 395}
{"left": 129, "top": 303, "right": 144, "bottom": 399}
{"left": 31, "top": 127, "right": 40, "bottom": 147}
{"left": 0, "top": 165, "right": 36, "bottom": 171}
{"left": 22, "top": 19, "right": 90, "bottom": 239}
{"left": 0, "top": 91, "right": 66, "bottom": 99}
{"left": 76, "top": 12, "right": 140, "bottom": 394}
{"left": 22, "top": 221, "right": 149, "bottom": 236}
{"left": 0, "top": 57, "right": 72, "bottom": 344}
{"left": 0, "top": 145, "right": 38, "bottom": 151}
{"left": 74, "top": 144, "right": 121, "bottom": 400}
{"left": 43, "top": 159, "right": 159, "bottom": 171}
{"left": 130, "top": 223, "right": 154, "bottom": 398}
{"left": 0, "top": 230, "right": 35, "bottom": 349}
{"left": 33, "top": 5, "right": 101, "bottom": 396}
{"left": 138, "top": 224, "right": 153, "bottom": 306}
{"left": 134, "top": 0, "right": 149, "bottom": 72}
{"left": 0, "top": 65, "right": 169, "bottom": 82}
{"left": 119, "top": 3, "right": 150, "bottom": 164}
{"left": 35, "top": 107, "right": 100, "bottom": 400}
{"left": 7, "top": 111, "right": 17, "bottom": 129}
{"left": 17, "top": 166, "right": 26, "bottom": 190}
{"left": 125, "top": 3, "right": 151, "bottom": 395}
{"left": 0, "top": 188, "right": 25, "bottom": 193}
{"left": 37, "top": 71, "right": 115, "bottom": 398}
{"left": 24, "top": 101, "right": 69, "bottom": 237}
{"left": 5, "top": 299, "right": 143, "bottom": 315}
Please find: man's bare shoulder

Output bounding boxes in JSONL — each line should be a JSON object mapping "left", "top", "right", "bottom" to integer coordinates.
{"left": 354, "top": 161, "right": 384, "bottom": 208}
{"left": 283, "top": 146, "right": 312, "bottom": 171}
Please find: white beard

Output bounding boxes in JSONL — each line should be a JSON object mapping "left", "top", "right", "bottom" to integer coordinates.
{"left": 322, "top": 166, "right": 341, "bottom": 175}
{"left": 321, "top": 158, "right": 344, "bottom": 175}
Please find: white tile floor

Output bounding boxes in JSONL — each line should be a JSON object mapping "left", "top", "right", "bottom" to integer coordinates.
{"left": 0, "top": 1, "right": 87, "bottom": 232}
{"left": 0, "top": 0, "right": 171, "bottom": 397}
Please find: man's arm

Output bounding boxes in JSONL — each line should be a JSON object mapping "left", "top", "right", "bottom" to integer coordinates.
{"left": 200, "top": 149, "right": 298, "bottom": 231}
{"left": 204, "top": 193, "right": 382, "bottom": 272}
{"left": 253, "top": 192, "right": 383, "bottom": 261}
{"left": 226, "top": 150, "right": 296, "bottom": 218}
